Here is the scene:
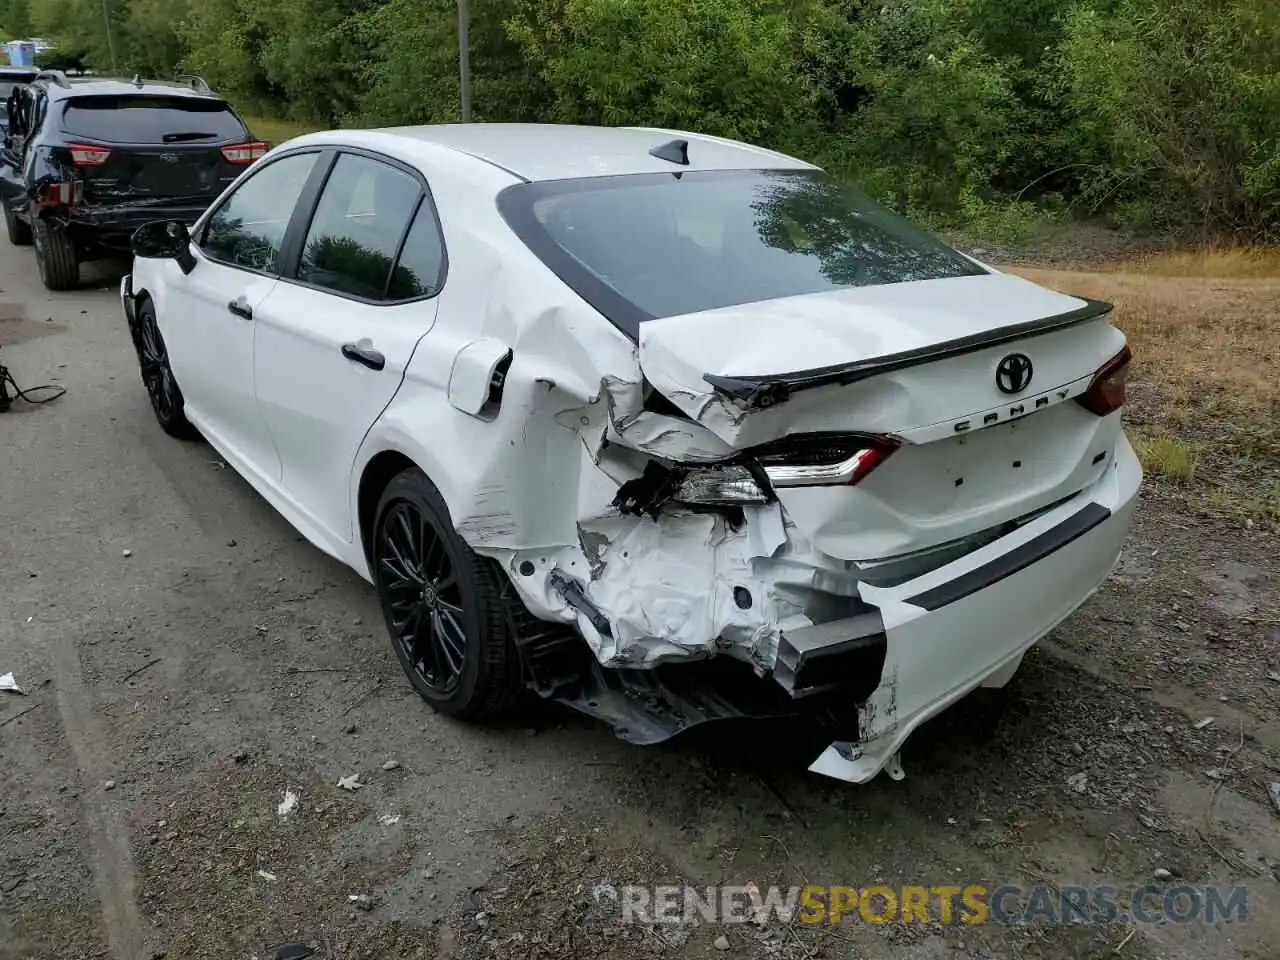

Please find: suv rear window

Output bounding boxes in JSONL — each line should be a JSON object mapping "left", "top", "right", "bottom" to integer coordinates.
{"left": 498, "top": 169, "right": 985, "bottom": 334}
{"left": 61, "top": 96, "right": 247, "bottom": 144}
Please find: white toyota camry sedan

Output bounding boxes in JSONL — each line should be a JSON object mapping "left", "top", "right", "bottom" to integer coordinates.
{"left": 121, "top": 123, "right": 1141, "bottom": 783}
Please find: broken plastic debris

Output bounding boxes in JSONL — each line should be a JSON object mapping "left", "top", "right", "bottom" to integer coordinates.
{"left": 1066, "top": 772, "right": 1088, "bottom": 794}
{"left": 258, "top": 870, "right": 278, "bottom": 882}
{"left": 378, "top": 814, "right": 401, "bottom": 826}
{"left": 1268, "top": 782, "right": 1280, "bottom": 815}
{"left": 336, "top": 774, "right": 364, "bottom": 791}
{"left": 277, "top": 789, "right": 299, "bottom": 817}
{"left": 0, "top": 673, "right": 27, "bottom": 695}
{"left": 1193, "top": 717, "right": 1215, "bottom": 729}
{"left": 348, "top": 894, "right": 373, "bottom": 911}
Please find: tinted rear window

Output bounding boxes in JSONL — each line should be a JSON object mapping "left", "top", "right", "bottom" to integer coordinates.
{"left": 60, "top": 96, "right": 247, "bottom": 144}
{"left": 499, "top": 169, "right": 985, "bottom": 334}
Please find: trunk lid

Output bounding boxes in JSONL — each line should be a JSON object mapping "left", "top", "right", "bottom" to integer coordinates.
{"left": 636, "top": 273, "right": 1129, "bottom": 561}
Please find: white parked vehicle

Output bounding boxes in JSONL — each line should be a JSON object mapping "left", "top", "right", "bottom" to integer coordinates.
{"left": 121, "top": 124, "right": 1141, "bottom": 783}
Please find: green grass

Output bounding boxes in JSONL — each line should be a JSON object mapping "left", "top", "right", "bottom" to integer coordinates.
{"left": 1132, "top": 434, "right": 1199, "bottom": 484}
{"left": 241, "top": 115, "right": 322, "bottom": 146}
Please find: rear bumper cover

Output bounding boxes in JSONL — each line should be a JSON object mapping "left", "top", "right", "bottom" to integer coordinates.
{"left": 802, "top": 433, "right": 1141, "bottom": 783}
{"left": 60, "top": 204, "right": 207, "bottom": 250}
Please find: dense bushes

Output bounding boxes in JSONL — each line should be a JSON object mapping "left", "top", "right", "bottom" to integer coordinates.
{"left": 11, "top": 0, "right": 1280, "bottom": 239}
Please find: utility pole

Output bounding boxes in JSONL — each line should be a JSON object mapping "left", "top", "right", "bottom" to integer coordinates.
{"left": 101, "top": 0, "right": 118, "bottom": 71}
{"left": 457, "top": 0, "right": 472, "bottom": 122}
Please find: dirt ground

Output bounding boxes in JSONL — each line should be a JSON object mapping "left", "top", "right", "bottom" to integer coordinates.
{"left": 1, "top": 236, "right": 1277, "bottom": 960}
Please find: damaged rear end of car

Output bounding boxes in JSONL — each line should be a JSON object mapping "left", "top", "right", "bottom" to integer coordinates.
{"left": 479, "top": 163, "right": 1142, "bottom": 782}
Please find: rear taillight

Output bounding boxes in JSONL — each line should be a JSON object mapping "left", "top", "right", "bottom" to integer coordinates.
{"left": 1076, "top": 345, "right": 1132, "bottom": 416}
{"left": 221, "top": 141, "right": 269, "bottom": 164}
{"left": 754, "top": 434, "right": 899, "bottom": 488}
{"left": 68, "top": 143, "right": 110, "bottom": 165}
{"left": 36, "top": 181, "right": 78, "bottom": 207}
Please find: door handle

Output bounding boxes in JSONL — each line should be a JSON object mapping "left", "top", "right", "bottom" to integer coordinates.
{"left": 227, "top": 296, "right": 253, "bottom": 320}
{"left": 341, "top": 342, "right": 386, "bottom": 371}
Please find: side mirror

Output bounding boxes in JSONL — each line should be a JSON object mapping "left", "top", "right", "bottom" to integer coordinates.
{"left": 131, "top": 219, "right": 196, "bottom": 274}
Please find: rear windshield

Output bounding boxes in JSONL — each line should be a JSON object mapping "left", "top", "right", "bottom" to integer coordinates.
{"left": 499, "top": 169, "right": 985, "bottom": 334}
{"left": 0, "top": 79, "right": 32, "bottom": 101}
{"left": 60, "top": 96, "right": 247, "bottom": 144}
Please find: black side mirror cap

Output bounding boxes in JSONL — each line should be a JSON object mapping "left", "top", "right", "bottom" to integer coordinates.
{"left": 131, "top": 219, "right": 196, "bottom": 274}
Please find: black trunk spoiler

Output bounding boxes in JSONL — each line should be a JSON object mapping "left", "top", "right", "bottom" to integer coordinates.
{"left": 703, "top": 297, "right": 1114, "bottom": 409}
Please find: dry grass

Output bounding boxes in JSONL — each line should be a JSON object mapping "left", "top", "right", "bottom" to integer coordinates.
{"left": 1116, "top": 246, "right": 1280, "bottom": 280}
{"left": 1013, "top": 250, "right": 1279, "bottom": 519}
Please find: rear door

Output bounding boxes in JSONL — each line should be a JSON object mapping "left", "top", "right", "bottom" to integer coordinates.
{"left": 55, "top": 94, "right": 262, "bottom": 206}
{"left": 251, "top": 149, "right": 447, "bottom": 544}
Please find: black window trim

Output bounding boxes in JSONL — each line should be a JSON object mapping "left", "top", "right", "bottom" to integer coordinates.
{"left": 193, "top": 145, "right": 333, "bottom": 279}
{"left": 274, "top": 145, "right": 449, "bottom": 307}
{"left": 496, "top": 167, "right": 989, "bottom": 343}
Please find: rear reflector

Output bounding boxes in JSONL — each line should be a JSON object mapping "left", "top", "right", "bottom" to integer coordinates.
{"left": 1076, "top": 345, "right": 1132, "bottom": 416}
{"left": 68, "top": 143, "right": 111, "bottom": 166}
{"left": 220, "top": 141, "right": 269, "bottom": 164}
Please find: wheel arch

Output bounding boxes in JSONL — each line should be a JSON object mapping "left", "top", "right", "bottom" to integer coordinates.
{"left": 356, "top": 448, "right": 420, "bottom": 568}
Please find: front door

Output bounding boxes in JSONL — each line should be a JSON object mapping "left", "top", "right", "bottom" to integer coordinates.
{"left": 162, "top": 149, "right": 324, "bottom": 482}
{"left": 252, "top": 150, "right": 448, "bottom": 543}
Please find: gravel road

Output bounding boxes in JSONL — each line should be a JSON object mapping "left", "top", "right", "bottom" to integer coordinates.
{"left": 1, "top": 245, "right": 1276, "bottom": 960}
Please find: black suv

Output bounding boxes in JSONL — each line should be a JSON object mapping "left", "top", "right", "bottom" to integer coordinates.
{"left": 1, "top": 71, "right": 268, "bottom": 290}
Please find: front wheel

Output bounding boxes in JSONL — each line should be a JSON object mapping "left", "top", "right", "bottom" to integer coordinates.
{"left": 135, "top": 298, "right": 198, "bottom": 440}
{"left": 33, "top": 218, "right": 79, "bottom": 290}
{"left": 373, "top": 468, "right": 523, "bottom": 719}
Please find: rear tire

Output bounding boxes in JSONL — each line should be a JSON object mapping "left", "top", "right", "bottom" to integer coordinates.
{"left": 373, "top": 467, "right": 524, "bottom": 720}
{"left": 33, "top": 218, "right": 79, "bottom": 290}
{"left": 4, "top": 204, "right": 31, "bottom": 246}
{"left": 134, "top": 297, "right": 199, "bottom": 440}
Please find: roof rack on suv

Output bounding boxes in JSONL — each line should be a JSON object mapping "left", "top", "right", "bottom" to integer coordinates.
{"left": 175, "top": 74, "right": 211, "bottom": 94}
{"left": 35, "top": 69, "right": 70, "bottom": 88}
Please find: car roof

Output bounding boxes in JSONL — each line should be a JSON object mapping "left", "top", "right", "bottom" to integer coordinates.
{"left": 36, "top": 77, "right": 225, "bottom": 101}
{"left": 366, "top": 123, "right": 817, "bottom": 182}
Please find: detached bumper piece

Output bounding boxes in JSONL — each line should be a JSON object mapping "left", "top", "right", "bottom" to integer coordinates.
{"left": 555, "top": 657, "right": 859, "bottom": 746}
{"left": 773, "top": 612, "right": 887, "bottom": 700}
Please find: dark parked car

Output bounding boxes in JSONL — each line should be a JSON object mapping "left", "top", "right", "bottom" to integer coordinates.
{"left": 0, "top": 70, "right": 268, "bottom": 289}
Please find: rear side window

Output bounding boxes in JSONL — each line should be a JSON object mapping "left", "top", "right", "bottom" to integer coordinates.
{"left": 296, "top": 153, "right": 424, "bottom": 301}
{"left": 60, "top": 96, "right": 247, "bottom": 144}
{"left": 385, "top": 200, "right": 446, "bottom": 300}
{"left": 499, "top": 169, "right": 985, "bottom": 335}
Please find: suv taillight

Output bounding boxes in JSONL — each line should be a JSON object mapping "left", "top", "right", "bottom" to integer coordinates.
{"left": 221, "top": 141, "right": 269, "bottom": 164}
{"left": 68, "top": 143, "right": 111, "bottom": 165}
{"left": 36, "top": 181, "right": 79, "bottom": 207}
{"left": 1077, "top": 345, "right": 1132, "bottom": 416}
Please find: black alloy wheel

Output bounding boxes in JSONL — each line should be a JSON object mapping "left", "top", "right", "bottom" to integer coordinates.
{"left": 372, "top": 468, "right": 522, "bottom": 719}
{"left": 136, "top": 299, "right": 198, "bottom": 439}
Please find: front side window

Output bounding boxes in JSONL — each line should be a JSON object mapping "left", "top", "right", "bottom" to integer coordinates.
{"left": 295, "top": 153, "right": 423, "bottom": 300}
{"left": 499, "top": 169, "right": 986, "bottom": 334}
{"left": 200, "top": 151, "right": 319, "bottom": 272}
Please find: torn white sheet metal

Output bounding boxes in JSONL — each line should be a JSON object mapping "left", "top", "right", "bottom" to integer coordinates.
{"left": 1, "top": 672, "right": 27, "bottom": 695}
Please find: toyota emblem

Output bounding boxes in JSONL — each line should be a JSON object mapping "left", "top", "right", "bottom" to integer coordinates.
{"left": 995, "top": 353, "right": 1033, "bottom": 394}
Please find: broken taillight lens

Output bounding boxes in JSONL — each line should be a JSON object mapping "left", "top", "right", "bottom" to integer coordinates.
{"left": 68, "top": 143, "right": 111, "bottom": 165}
{"left": 1076, "top": 345, "right": 1132, "bottom": 416}
{"left": 221, "top": 141, "right": 269, "bottom": 164}
{"left": 36, "top": 181, "right": 78, "bottom": 208}
{"left": 675, "top": 465, "right": 770, "bottom": 506}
